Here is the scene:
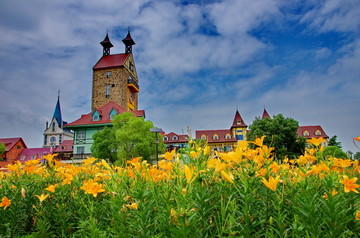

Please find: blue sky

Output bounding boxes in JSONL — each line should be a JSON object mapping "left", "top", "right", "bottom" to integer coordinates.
{"left": 0, "top": 0, "right": 359, "bottom": 152}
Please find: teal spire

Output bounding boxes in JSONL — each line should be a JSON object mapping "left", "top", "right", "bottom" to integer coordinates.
{"left": 53, "top": 91, "right": 62, "bottom": 128}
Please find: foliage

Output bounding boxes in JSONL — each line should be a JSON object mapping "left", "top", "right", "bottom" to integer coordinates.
{"left": 328, "top": 135, "right": 342, "bottom": 148}
{"left": 354, "top": 152, "right": 360, "bottom": 160}
{"left": 112, "top": 112, "right": 165, "bottom": 165}
{"left": 91, "top": 127, "right": 117, "bottom": 162}
{"left": 0, "top": 137, "right": 359, "bottom": 237}
{"left": 247, "top": 114, "right": 306, "bottom": 159}
{"left": 0, "top": 142, "right": 5, "bottom": 156}
{"left": 323, "top": 146, "right": 349, "bottom": 159}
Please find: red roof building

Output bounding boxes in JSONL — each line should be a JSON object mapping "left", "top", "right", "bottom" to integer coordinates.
{"left": 54, "top": 140, "right": 74, "bottom": 160}
{"left": 163, "top": 132, "right": 188, "bottom": 151}
{"left": 297, "top": 125, "right": 329, "bottom": 139}
{"left": 64, "top": 102, "right": 145, "bottom": 159}
{"left": 17, "top": 148, "right": 52, "bottom": 163}
{"left": 195, "top": 110, "right": 248, "bottom": 152}
{"left": 0, "top": 137, "right": 27, "bottom": 168}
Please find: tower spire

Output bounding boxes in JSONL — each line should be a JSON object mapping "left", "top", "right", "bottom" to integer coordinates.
{"left": 122, "top": 31, "right": 135, "bottom": 54}
{"left": 53, "top": 94, "right": 63, "bottom": 128}
{"left": 100, "top": 33, "right": 114, "bottom": 56}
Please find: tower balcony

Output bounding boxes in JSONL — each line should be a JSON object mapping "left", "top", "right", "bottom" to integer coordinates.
{"left": 128, "top": 78, "right": 140, "bottom": 92}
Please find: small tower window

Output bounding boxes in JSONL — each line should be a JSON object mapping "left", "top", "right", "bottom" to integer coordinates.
{"left": 105, "top": 85, "right": 111, "bottom": 98}
{"left": 129, "top": 63, "right": 134, "bottom": 72}
{"left": 52, "top": 122, "right": 56, "bottom": 132}
{"left": 106, "top": 71, "right": 111, "bottom": 78}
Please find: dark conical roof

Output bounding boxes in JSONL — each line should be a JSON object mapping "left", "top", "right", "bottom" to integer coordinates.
{"left": 100, "top": 33, "right": 114, "bottom": 48}
{"left": 262, "top": 108, "right": 270, "bottom": 119}
{"left": 53, "top": 95, "right": 62, "bottom": 127}
{"left": 122, "top": 31, "right": 135, "bottom": 46}
{"left": 231, "top": 110, "right": 247, "bottom": 128}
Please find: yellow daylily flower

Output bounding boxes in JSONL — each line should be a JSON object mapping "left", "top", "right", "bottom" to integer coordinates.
{"left": 35, "top": 194, "right": 49, "bottom": 203}
{"left": 45, "top": 184, "right": 57, "bottom": 193}
{"left": 80, "top": 179, "right": 106, "bottom": 197}
{"left": 261, "top": 176, "right": 280, "bottom": 192}
{"left": 184, "top": 165, "right": 196, "bottom": 184}
{"left": 356, "top": 210, "right": 360, "bottom": 221}
{"left": 253, "top": 136, "right": 266, "bottom": 147}
{"left": 306, "top": 137, "right": 326, "bottom": 147}
{"left": 125, "top": 202, "right": 139, "bottom": 210}
{"left": 221, "top": 171, "right": 234, "bottom": 184}
{"left": 353, "top": 136, "right": 360, "bottom": 142}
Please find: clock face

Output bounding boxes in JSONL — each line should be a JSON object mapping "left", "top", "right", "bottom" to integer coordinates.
{"left": 50, "top": 136, "right": 56, "bottom": 143}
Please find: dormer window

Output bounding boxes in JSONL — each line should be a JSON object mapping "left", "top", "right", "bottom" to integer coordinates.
{"left": 237, "top": 120, "right": 242, "bottom": 125}
{"left": 213, "top": 134, "right": 219, "bottom": 140}
{"left": 225, "top": 134, "right": 231, "bottom": 139}
{"left": 163, "top": 136, "right": 168, "bottom": 141}
{"left": 172, "top": 135, "right": 178, "bottom": 141}
{"left": 92, "top": 110, "right": 100, "bottom": 121}
{"left": 201, "top": 135, "right": 207, "bottom": 140}
{"left": 303, "top": 131, "right": 309, "bottom": 136}
{"left": 106, "top": 71, "right": 111, "bottom": 78}
{"left": 109, "top": 108, "right": 117, "bottom": 120}
{"left": 315, "top": 130, "right": 321, "bottom": 136}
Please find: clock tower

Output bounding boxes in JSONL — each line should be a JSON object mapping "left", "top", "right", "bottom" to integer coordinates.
{"left": 43, "top": 93, "right": 73, "bottom": 148}
{"left": 92, "top": 31, "right": 139, "bottom": 111}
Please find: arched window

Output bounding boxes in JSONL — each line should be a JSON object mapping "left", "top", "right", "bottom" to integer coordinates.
{"left": 303, "top": 131, "right": 309, "bottom": 136}
{"left": 163, "top": 136, "right": 168, "bottom": 141}
{"left": 201, "top": 135, "right": 207, "bottom": 140}
{"left": 172, "top": 135, "right": 178, "bottom": 141}
{"left": 225, "top": 134, "right": 231, "bottom": 139}
{"left": 213, "top": 134, "right": 219, "bottom": 140}
{"left": 315, "top": 130, "right": 321, "bottom": 136}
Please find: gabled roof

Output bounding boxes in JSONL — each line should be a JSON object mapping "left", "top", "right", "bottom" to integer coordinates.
{"left": 17, "top": 148, "right": 51, "bottom": 163}
{"left": 54, "top": 140, "right": 73, "bottom": 153}
{"left": 64, "top": 102, "right": 145, "bottom": 128}
{"left": 297, "top": 125, "right": 329, "bottom": 139}
{"left": 196, "top": 129, "right": 236, "bottom": 143}
{"left": 163, "top": 132, "right": 188, "bottom": 143}
{"left": 93, "top": 53, "right": 129, "bottom": 70}
{"left": 0, "top": 137, "right": 27, "bottom": 152}
{"left": 231, "top": 110, "right": 247, "bottom": 128}
{"left": 262, "top": 108, "right": 270, "bottom": 119}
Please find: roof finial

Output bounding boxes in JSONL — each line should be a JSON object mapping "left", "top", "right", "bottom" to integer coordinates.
{"left": 58, "top": 90, "right": 61, "bottom": 99}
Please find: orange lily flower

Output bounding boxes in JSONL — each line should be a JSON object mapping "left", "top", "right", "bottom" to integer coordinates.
{"left": 0, "top": 197, "right": 11, "bottom": 210}
{"left": 340, "top": 175, "right": 359, "bottom": 193}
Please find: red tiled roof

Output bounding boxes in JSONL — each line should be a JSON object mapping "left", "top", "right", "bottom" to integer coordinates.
{"left": 65, "top": 102, "right": 145, "bottom": 128}
{"left": 17, "top": 148, "right": 51, "bottom": 162}
{"left": 196, "top": 129, "right": 236, "bottom": 143}
{"left": 163, "top": 132, "right": 188, "bottom": 143}
{"left": 297, "top": 126, "right": 329, "bottom": 139}
{"left": 93, "top": 53, "right": 129, "bottom": 70}
{"left": 0, "top": 137, "right": 27, "bottom": 152}
{"left": 231, "top": 110, "right": 247, "bottom": 128}
{"left": 54, "top": 140, "right": 73, "bottom": 152}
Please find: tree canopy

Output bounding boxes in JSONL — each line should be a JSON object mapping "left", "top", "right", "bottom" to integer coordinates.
{"left": 328, "top": 135, "right": 342, "bottom": 148}
{"left": 0, "top": 142, "right": 5, "bottom": 156}
{"left": 247, "top": 114, "right": 306, "bottom": 159}
{"left": 322, "top": 146, "right": 348, "bottom": 159}
{"left": 91, "top": 112, "right": 165, "bottom": 165}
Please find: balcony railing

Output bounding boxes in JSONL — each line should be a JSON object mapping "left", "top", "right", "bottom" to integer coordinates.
{"left": 127, "top": 78, "right": 139, "bottom": 92}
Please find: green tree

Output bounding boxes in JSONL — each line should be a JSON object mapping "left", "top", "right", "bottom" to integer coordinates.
{"left": 113, "top": 112, "right": 165, "bottom": 164}
{"left": 322, "top": 146, "right": 348, "bottom": 159}
{"left": 354, "top": 152, "right": 360, "bottom": 160}
{"left": 91, "top": 112, "right": 165, "bottom": 166}
{"left": 328, "top": 135, "right": 342, "bottom": 148}
{"left": 0, "top": 143, "right": 5, "bottom": 160}
{"left": 247, "top": 114, "right": 306, "bottom": 160}
{"left": 91, "top": 127, "right": 117, "bottom": 162}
